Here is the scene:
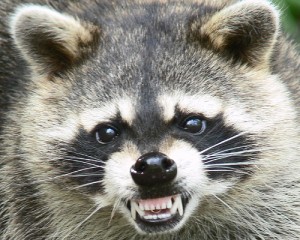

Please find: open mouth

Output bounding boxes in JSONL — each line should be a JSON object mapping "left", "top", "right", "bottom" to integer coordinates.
{"left": 127, "top": 194, "right": 189, "bottom": 232}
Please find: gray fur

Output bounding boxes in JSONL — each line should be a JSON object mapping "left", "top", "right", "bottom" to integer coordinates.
{"left": 0, "top": 0, "right": 299, "bottom": 239}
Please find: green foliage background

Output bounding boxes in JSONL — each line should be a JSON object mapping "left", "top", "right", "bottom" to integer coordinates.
{"left": 272, "top": 0, "right": 300, "bottom": 42}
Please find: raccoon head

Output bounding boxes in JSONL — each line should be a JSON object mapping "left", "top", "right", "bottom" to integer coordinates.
{"left": 10, "top": 0, "right": 296, "bottom": 236}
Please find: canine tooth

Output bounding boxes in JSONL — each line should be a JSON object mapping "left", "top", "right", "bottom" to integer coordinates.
{"left": 131, "top": 201, "right": 136, "bottom": 220}
{"left": 170, "top": 196, "right": 180, "bottom": 215}
{"left": 145, "top": 204, "right": 150, "bottom": 211}
{"left": 161, "top": 202, "right": 167, "bottom": 209}
{"left": 178, "top": 197, "right": 183, "bottom": 216}
{"left": 132, "top": 201, "right": 144, "bottom": 217}
{"left": 167, "top": 199, "right": 172, "bottom": 209}
{"left": 139, "top": 203, "right": 144, "bottom": 211}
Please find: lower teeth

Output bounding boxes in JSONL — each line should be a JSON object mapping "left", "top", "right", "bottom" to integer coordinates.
{"left": 144, "top": 213, "right": 172, "bottom": 220}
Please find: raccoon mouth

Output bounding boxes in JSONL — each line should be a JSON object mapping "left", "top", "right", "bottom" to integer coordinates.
{"left": 127, "top": 194, "right": 189, "bottom": 232}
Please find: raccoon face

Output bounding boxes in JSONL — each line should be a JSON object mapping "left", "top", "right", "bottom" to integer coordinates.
{"left": 10, "top": 0, "right": 295, "bottom": 236}
{"left": 99, "top": 97, "right": 248, "bottom": 234}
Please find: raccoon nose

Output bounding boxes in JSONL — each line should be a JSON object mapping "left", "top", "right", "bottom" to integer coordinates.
{"left": 130, "top": 152, "right": 177, "bottom": 186}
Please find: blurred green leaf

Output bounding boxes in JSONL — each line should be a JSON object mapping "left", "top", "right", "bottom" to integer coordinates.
{"left": 272, "top": 0, "right": 300, "bottom": 42}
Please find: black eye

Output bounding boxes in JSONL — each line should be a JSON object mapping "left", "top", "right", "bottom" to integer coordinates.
{"left": 179, "top": 116, "right": 206, "bottom": 134}
{"left": 95, "top": 124, "right": 120, "bottom": 144}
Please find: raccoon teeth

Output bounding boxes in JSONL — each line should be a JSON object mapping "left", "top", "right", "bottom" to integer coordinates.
{"left": 130, "top": 195, "right": 183, "bottom": 220}
{"left": 170, "top": 195, "right": 183, "bottom": 216}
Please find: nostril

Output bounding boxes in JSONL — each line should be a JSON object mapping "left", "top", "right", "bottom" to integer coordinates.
{"left": 135, "top": 160, "right": 147, "bottom": 172}
{"left": 162, "top": 158, "right": 175, "bottom": 170}
{"left": 130, "top": 152, "right": 177, "bottom": 186}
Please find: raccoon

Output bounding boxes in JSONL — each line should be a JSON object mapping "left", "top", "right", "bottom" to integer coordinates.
{"left": 0, "top": 0, "right": 299, "bottom": 239}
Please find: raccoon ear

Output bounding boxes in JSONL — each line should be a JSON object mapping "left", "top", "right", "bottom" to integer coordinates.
{"left": 195, "top": 0, "right": 280, "bottom": 68}
{"left": 10, "top": 5, "right": 100, "bottom": 76}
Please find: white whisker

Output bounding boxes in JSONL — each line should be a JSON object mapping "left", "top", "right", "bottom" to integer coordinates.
{"left": 62, "top": 158, "right": 102, "bottom": 168}
{"left": 109, "top": 198, "right": 122, "bottom": 226}
{"left": 16, "top": 166, "right": 101, "bottom": 186}
{"left": 62, "top": 205, "right": 102, "bottom": 240}
{"left": 71, "top": 180, "right": 104, "bottom": 190}
{"left": 63, "top": 155, "right": 106, "bottom": 164}
{"left": 204, "top": 162, "right": 257, "bottom": 167}
{"left": 199, "top": 132, "right": 248, "bottom": 155}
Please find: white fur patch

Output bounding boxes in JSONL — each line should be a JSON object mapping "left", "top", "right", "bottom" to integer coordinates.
{"left": 41, "top": 117, "right": 80, "bottom": 142}
{"left": 160, "top": 139, "right": 207, "bottom": 190}
{"left": 158, "top": 93, "right": 223, "bottom": 122}
{"left": 117, "top": 98, "right": 136, "bottom": 125}
{"left": 104, "top": 142, "right": 141, "bottom": 201}
{"left": 80, "top": 105, "right": 118, "bottom": 132}
{"left": 223, "top": 74, "right": 296, "bottom": 133}
{"left": 80, "top": 98, "right": 136, "bottom": 132}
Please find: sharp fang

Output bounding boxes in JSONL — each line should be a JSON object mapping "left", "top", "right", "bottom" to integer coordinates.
{"left": 139, "top": 203, "right": 144, "bottom": 211}
{"left": 131, "top": 201, "right": 136, "bottom": 220}
{"left": 167, "top": 199, "right": 172, "bottom": 209}
{"left": 131, "top": 201, "right": 145, "bottom": 219}
{"left": 170, "top": 196, "right": 180, "bottom": 214}
{"left": 170, "top": 195, "right": 183, "bottom": 216}
{"left": 178, "top": 197, "right": 183, "bottom": 216}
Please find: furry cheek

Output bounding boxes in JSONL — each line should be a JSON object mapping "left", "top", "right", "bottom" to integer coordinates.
{"left": 160, "top": 139, "right": 209, "bottom": 194}
{"left": 103, "top": 142, "right": 141, "bottom": 201}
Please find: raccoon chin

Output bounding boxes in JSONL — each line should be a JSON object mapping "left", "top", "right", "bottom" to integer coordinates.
{"left": 125, "top": 192, "right": 192, "bottom": 234}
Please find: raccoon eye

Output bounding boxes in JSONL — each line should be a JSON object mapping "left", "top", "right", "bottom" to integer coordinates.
{"left": 95, "top": 124, "right": 120, "bottom": 144}
{"left": 179, "top": 116, "right": 206, "bottom": 134}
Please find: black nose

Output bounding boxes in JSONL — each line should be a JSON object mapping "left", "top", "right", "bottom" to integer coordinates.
{"left": 130, "top": 152, "right": 177, "bottom": 186}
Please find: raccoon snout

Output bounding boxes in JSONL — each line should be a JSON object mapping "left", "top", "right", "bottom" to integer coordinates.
{"left": 130, "top": 152, "right": 177, "bottom": 186}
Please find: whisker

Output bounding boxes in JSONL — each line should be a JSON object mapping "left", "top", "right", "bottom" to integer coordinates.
{"left": 204, "top": 166, "right": 253, "bottom": 175}
{"left": 199, "top": 132, "right": 248, "bottom": 155}
{"left": 109, "top": 198, "right": 122, "bottom": 226}
{"left": 57, "top": 145, "right": 107, "bottom": 161}
{"left": 204, "top": 161, "right": 258, "bottom": 167}
{"left": 71, "top": 180, "right": 104, "bottom": 190}
{"left": 63, "top": 156, "right": 106, "bottom": 164}
{"left": 63, "top": 147, "right": 109, "bottom": 159}
{"left": 207, "top": 146, "right": 281, "bottom": 158}
{"left": 204, "top": 169, "right": 251, "bottom": 175}
{"left": 212, "top": 194, "right": 236, "bottom": 212}
{"left": 204, "top": 145, "right": 255, "bottom": 157}
{"left": 62, "top": 157, "right": 104, "bottom": 168}
{"left": 15, "top": 166, "right": 101, "bottom": 186}
{"left": 69, "top": 173, "right": 104, "bottom": 178}
{"left": 62, "top": 205, "right": 102, "bottom": 240}
{"left": 202, "top": 147, "right": 281, "bottom": 165}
